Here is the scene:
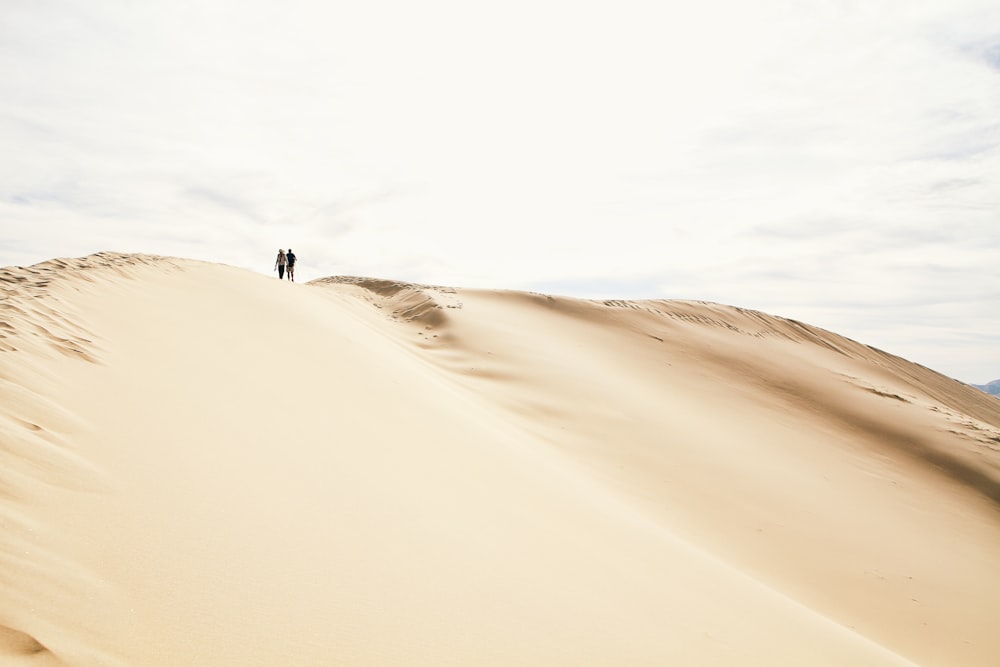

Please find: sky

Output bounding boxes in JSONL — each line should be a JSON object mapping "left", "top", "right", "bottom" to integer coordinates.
{"left": 1, "top": 0, "right": 998, "bottom": 384}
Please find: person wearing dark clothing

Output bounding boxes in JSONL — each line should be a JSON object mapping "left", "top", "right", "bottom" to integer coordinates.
{"left": 286, "top": 249, "right": 297, "bottom": 282}
{"left": 274, "top": 249, "right": 287, "bottom": 279}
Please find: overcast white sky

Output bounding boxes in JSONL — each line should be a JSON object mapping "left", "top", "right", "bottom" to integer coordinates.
{"left": 1, "top": 0, "right": 998, "bottom": 383}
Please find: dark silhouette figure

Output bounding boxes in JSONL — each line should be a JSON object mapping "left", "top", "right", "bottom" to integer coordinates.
{"left": 275, "top": 249, "right": 287, "bottom": 279}
{"left": 286, "top": 249, "right": 297, "bottom": 282}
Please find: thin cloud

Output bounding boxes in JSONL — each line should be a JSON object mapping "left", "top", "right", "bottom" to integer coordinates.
{"left": 183, "top": 187, "right": 267, "bottom": 224}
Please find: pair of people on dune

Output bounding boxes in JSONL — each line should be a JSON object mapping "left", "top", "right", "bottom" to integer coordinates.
{"left": 274, "top": 249, "right": 297, "bottom": 281}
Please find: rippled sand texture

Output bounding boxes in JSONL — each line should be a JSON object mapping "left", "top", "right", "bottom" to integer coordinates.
{"left": 2, "top": 253, "right": 999, "bottom": 666}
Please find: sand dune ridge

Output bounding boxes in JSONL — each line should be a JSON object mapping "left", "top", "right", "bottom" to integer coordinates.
{"left": 1, "top": 252, "right": 998, "bottom": 666}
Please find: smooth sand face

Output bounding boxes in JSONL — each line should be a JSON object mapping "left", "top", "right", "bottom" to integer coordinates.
{"left": 2, "top": 253, "right": 998, "bottom": 666}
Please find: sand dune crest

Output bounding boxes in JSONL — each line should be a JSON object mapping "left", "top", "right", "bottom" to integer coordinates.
{"left": 1, "top": 253, "right": 998, "bottom": 666}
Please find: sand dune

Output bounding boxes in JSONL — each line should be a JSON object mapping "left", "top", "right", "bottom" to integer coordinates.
{"left": 2, "top": 253, "right": 999, "bottom": 666}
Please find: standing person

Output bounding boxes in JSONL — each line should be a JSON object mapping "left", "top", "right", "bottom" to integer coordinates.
{"left": 274, "top": 249, "right": 287, "bottom": 280}
{"left": 286, "top": 248, "right": 297, "bottom": 282}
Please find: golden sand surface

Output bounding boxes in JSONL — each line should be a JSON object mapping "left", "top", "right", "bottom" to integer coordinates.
{"left": 2, "top": 253, "right": 998, "bottom": 666}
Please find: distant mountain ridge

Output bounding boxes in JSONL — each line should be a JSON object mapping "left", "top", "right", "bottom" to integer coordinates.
{"left": 974, "top": 380, "right": 1000, "bottom": 397}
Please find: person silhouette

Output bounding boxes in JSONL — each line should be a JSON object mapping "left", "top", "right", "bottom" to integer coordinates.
{"left": 274, "top": 249, "right": 287, "bottom": 280}
{"left": 286, "top": 249, "right": 297, "bottom": 282}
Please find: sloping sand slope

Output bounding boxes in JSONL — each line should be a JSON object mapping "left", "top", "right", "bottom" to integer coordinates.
{"left": 2, "top": 253, "right": 998, "bottom": 666}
